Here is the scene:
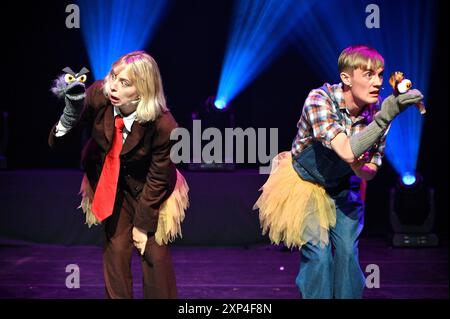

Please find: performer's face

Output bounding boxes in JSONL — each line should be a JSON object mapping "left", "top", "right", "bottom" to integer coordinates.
{"left": 108, "top": 65, "right": 139, "bottom": 110}
{"left": 349, "top": 66, "right": 384, "bottom": 106}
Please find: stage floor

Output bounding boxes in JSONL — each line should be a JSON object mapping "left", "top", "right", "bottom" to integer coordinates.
{"left": 0, "top": 238, "right": 447, "bottom": 299}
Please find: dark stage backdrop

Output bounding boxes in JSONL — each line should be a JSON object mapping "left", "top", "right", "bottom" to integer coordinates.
{"left": 1, "top": 0, "right": 448, "bottom": 243}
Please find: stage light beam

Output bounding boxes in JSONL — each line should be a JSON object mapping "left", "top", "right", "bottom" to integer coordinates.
{"left": 216, "top": 0, "right": 316, "bottom": 106}
{"left": 77, "top": 0, "right": 171, "bottom": 80}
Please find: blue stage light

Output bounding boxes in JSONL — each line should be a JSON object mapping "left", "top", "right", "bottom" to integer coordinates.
{"left": 214, "top": 99, "right": 227, "bottom": 110}
{"left": 216, "top": 0, "right": 316, "bottom": 106}
{"left": 402, "top": 173, "right": 416, "bottom": 186}
{"left": 77, "top": 0, "right": 171, "bottom": 80}
{"left": 290, "top": 0, "right": 437, "bottom": 178}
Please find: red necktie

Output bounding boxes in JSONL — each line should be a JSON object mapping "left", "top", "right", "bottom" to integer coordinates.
{"left": 92, "top": 115, "right": 125, "bottom": 222}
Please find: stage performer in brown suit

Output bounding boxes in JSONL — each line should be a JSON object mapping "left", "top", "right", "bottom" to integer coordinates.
{"left": 48, "top": 51, "right": 189, "bottom": 299}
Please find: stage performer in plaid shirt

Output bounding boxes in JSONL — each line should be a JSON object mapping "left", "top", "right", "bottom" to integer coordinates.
{"left": 254, "top": 45, "right": 425, "bottom": 299}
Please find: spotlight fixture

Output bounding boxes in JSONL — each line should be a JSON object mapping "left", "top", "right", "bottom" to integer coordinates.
{"left": 204, "top": 96, "right": 231, "bottom": 112}
{"left": 213, "top": 98, "right": 228, "bottom": 111}
{"left": 187, "top": 96, "right": 235, "bottom": 171}
{"left": 389, "top": 172, "right": 438, "bottom": 247}
{"left": 401, "top": 172, "right": 417, "bottom": 186}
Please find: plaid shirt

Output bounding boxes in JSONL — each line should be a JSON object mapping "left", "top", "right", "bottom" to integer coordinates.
{"left": 291, "top": 83, "right": 387, "bottom": 167}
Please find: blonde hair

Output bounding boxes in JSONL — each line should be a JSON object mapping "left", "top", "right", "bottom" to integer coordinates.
{"left": 103, "top": 50, "right": 168, "bottom": 123}
{"left": 338, "top": 45, "right": 384, "bottom": 74}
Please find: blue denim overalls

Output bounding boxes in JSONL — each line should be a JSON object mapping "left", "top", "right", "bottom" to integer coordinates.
{"left": 291, "top": 85, "right": 366, "bottom": 299}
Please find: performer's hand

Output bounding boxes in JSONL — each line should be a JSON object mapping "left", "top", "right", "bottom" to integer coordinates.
{"left": 350, "top": 153, "right": 377, "bottom": 181}
{"left": 375, "top": 89, "right": 424, "bottom": 128}
{"left": 350, "top": 154, "right": 367, "bottom": 171}
{"left": 132, "top": 226, "right": 148, "bottom": 255}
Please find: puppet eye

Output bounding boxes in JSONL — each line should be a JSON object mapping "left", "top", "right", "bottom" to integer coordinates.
{"left": 397, "top": 79, "right": 412, "bottom": 94}
{"left": 77, "top": 74, "right": 87, "bottom": 83}
{"left": 64, "top": 74, "right": 75, "bottom": 83}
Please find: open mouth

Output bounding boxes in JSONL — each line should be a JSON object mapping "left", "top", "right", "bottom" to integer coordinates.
{"left": 67, "top": 84, "right": 85, "bottom": 95}
{"left": 65, "top": 82, "right": 86, "bottom": 100}
{"left": 110, "top": 95, "right": 120, "bottom": 103}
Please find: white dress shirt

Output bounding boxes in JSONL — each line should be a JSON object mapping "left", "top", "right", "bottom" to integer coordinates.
{"left": 55, "top": 106, "right": 137, "bottom": 144}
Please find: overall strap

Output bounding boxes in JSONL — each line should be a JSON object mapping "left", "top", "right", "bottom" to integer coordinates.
{"left": 318, "top": 84, "right": 344, "bottom": 122}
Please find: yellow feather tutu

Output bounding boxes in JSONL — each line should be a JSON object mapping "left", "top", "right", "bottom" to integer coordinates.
{"left": 253, "top": 151, "right": 336, "bottom": 249}
{"left": 78, "top": 169, "right": 189, "bottom": 246}
{"left": 154, "top": 169, "right": 189, "bottom": 245}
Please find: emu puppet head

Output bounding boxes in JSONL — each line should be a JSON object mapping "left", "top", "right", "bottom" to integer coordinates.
{"left": 389, "top": 71, "right": 412, "bottom": 96}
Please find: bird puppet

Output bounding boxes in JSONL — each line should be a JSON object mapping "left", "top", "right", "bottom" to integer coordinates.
{"left": 388, "top": 71, "right": 426, "bottom": 114}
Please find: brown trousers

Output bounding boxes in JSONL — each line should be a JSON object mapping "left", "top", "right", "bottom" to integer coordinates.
{"left": 103, "top": 190, "right": 177, "bottom": 299}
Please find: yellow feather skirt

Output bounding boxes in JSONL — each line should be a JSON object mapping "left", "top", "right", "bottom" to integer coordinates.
{"left": 253, "top": 151, "right": 336, "bottom": 249}
{"left": 78, "top": 169, "right": 189, "bottom": 246}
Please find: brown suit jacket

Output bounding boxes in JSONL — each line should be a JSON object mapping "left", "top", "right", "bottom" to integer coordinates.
{"left": 49, "top": 80, "right": 178, "bottom": 232}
